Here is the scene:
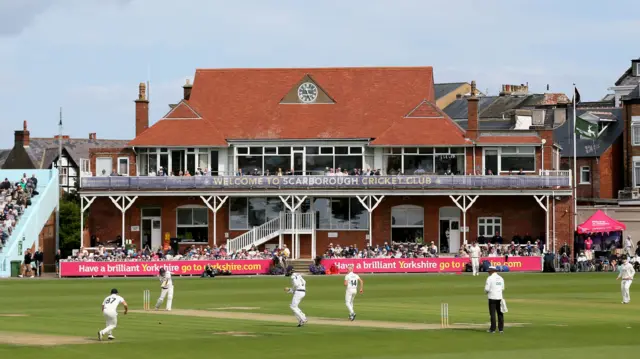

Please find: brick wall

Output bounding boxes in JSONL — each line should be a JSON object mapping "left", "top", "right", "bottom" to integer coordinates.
{"left": 623, "top": 100, "right": 640, "bottom": 187}
{"left": 89, "top": 147, "right": 137, "bottom": 176}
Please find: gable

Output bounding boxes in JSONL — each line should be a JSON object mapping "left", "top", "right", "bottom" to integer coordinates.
{"left": 162, "top": 100, "right": 202, "bottom": 119}
{"left": 405, "top": 100, "right": 443, "bottom": 118}
{"left": 2, "top": 146, "right": 36, "bottom": 169}
{"left": 279, "top": 74, "right": 335, "bottom": 104}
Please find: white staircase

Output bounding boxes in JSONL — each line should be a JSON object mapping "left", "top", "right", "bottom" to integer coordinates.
{"left": 227, "top": 212, "right": 315, "bottom": 256}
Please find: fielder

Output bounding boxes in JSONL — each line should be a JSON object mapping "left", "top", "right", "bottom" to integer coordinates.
{"left": 617, "top": 255, "right": 635, "bottom": 304}
{"left": 344, "top": 264, "right": 364, "bottom": 321}
{"left": 468, "top": 242, "right": 481, "bottom": 276}
{"left": 155, "top": 268, "right": 174, "bottom": 311}
{"left": 98, "top": 288, "right": 128, "bottom": 341}
{"left": 284, "top": 272, "right": 307, "bottom": 327}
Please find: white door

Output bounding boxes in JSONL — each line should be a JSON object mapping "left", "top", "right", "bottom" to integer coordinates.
{"left": 96, "top": 157, "right": 112, "bottom": 176}
{"left": 151, "top": 218, "right": 162, "bottom": 249}
{"left": 449, "top": 219, "right": 460, "bottom": 253}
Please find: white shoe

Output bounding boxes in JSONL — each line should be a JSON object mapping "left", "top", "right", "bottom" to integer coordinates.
{"left": 98, "top": 332, "right": 103, "bottom": 341}
{"left": 108, "top": 335, "right": 115, "bottom": 340}
{"left": 18, "top": 275, "right": 23, "bottom": 278}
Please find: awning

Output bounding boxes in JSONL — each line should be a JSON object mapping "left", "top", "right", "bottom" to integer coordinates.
{"left": 577, "top": 210, "right": 626, "bottom": 234}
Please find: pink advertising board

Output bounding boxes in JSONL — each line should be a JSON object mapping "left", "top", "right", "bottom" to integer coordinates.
{"left": 59, "top": 260, "right": 272, "bottom": 277}
{"left": 323, "top": 257, "right": 542, "bottom": 273}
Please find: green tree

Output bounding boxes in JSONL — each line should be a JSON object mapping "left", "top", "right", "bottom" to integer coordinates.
{"left": 59, "top": 199, "right": 81, "bottom": 257}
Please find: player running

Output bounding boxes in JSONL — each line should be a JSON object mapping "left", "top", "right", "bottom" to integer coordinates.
{"left": 98, "top": 288, "right": 128, "bottom": 341}
{"left": 344, "top": 264, "right": 364, "bottom": 321}
{"left": 285, "top": 271, "right": 307, "bottom": 327}
{"left": 155, "top": 268, "right": 174, "bottom": 311}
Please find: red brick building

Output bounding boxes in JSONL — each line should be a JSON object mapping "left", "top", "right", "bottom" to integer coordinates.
{"left": 79, "top": 67, "right": 573, "bottom": 258}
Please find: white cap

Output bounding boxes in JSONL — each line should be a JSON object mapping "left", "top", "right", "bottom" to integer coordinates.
{"left": 488, "top": 266, "right": 497, "bottom": 271}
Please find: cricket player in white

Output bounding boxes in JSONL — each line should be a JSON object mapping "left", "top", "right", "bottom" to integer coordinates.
{"left": 617, "top": 255, "right": 635, "bottom": 304}
{"left": 155, "top": 268, "right": 173, "bottom": 311}
{"left": 98, "top": 288, "right": 128, "bottom": 341}
{"left": 344, "top": 264, "right": 364, "bottom": 321}
{"left": 468, "top": 242, "right": 481, "bottom": 276}
{"left": 284, "top": 272, "right": 307, "bottom": 327}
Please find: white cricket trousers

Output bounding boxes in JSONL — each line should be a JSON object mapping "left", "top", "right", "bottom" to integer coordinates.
{"left": 471, "top": 258, "right": 480, "bottom": 276}
{"left": 345, "top": 288, "right": 357, "bottom": 315}
{"left": 621, "top": 280, "right": 632, "bottom": 304}
{"left": 156, "top": 286, "right": 174, "bottom": 310}
{"left": 290, "top": 291, "right": 306, "bottom": 322}
{"left": 100, "top": 310, "right": 118, "bottom": 336}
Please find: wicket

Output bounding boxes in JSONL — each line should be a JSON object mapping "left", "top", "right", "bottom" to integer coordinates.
{"left": 143, "top": 289, "right": 150, "bottom": 311}
{"left": 440, "top": 303, "right": 449, "bottom": 328}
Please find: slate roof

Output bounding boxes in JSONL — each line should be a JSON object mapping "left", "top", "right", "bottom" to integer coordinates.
{"left": 442, "top": 96, "right": 497, "bottom": 120}
{"left": 622, "top": 84, "right": 640, "bottom": 101}
{"left": 553, "top": 108, "right": 623, "bottom": 158}
{"left": 475, "top": 134, "right": 542, "bottom": 145}
{"left": 479, "top": 96, "right": 529, "bottom": 119}
{"left": 0, "top": 149, "right": 10, "bottom": 168}
{"left": 614, "top": 60, "right": 640, "bottom": 86}
{"left": 434, "top": 82, "right": 466, "bottom": 100}
{"left": 130, "top": 67, "right": 466, "bottom": 147}
{"left": 25, "top": 138, "right": 130, "bottom": 168}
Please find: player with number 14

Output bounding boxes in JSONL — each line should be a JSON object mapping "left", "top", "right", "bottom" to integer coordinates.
{"left": 344, "top": 264, "right": 364, "bottom": 321}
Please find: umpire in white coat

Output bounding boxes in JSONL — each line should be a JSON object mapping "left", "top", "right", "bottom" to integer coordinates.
{"left": 484, "top": 266, "right": 505, "bottom": 333}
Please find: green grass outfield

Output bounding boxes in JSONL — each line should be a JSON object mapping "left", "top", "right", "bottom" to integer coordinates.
{"left": 0, "top": 273, "right": 638, "bottom": 358}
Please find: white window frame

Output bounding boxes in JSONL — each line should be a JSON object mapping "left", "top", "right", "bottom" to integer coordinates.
{"left": 632, "top": 117, "right": 640, "bottom": 146}
{"left": 633, "top": 157, "right": 640, "bottom": 188}
{"left": 117, "top": 157, "right": 130, "bottom": 176}
{"left": 382, "top": 147, "right": 466, "bottom": 175}
{"left": 176, "top": 205, "right": 209, "bottom": 243}
{"left": 477, "top": 217, "right": 502, "bottom": 237}
{"left": 579, "top": 166, "right": 591, "bottom": 184}
{"left": 498, "top": 146, "right": 536, "bottom": 173}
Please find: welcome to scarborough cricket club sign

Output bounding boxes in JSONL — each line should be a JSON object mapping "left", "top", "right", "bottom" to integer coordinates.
{"left": 59, "top": 257, "right": 541, "bottom": 277}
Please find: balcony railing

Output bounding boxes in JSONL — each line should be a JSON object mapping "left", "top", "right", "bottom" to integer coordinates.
{"left": 80, "top": 174, "right": 571, "bottom": 190}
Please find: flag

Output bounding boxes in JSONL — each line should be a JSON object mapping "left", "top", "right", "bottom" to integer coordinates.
{"left": 575, "top": 115, "right": 599, "bottom": 139}
{"left": 573, "top": 87, "right": 581, "bottom": 104}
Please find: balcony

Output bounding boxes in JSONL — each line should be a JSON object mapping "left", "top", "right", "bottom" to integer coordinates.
{"left": 80, "top": 172, "right": 571, "bottom": 191}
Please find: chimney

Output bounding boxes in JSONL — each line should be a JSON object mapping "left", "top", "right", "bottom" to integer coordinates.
{"left": 467, "top": 80, "right": 479, "bottom": 140}
{"left": 89, "top": 133, "right": 97, "bottom": 140}
{"left": 183, "top": 79, "right": 192, "bottom": 101}
{"left": 135, "top": 82, "right": 149, "bottom": 136}
{"left": 14, "top": 120, "right": 30, "bottom": 147}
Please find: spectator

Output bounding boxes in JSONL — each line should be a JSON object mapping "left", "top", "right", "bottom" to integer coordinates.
{"left": 19, "top": 249, "right": 34, "bottom": 278}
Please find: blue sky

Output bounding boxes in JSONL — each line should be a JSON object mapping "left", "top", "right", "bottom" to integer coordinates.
{"left": 0, "top": 0, "right": 638, "bottom": 147}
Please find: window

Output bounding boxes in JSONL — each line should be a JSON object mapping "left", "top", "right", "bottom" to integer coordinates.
{"left": 499, "top": 146, "right": 535, "bottom": 172}
{"left": 580, "top": 166, "right": 591, "bottom": 184}
{"left": 236, "top": 146, "right": 291, "bottom": 175}
{"left": 634, "top": 160, "right": 640, "bottom": 188}
{"left": 176, "top": 207, "right": 208, "bottom": 242}
{"left": 229, "top": 197, "right": 285, "bottom": 230}
{"left": 314, "top": 197, "right": 368, "bottom": 230}
{"left": 117, "top": 157, "right": 129, "bottom": 176}
{"left": 632, "top": 117, "right": 640, "bottom": 146}
{"left": 382, "top": 147, "right": 465, "bottom": 175}
{"left": 478, "top": 217, "right": 501, "bottom": 237}
{"left": 306, "top": 146, "right": 364, "bottom": 174}
{"left": 391, "top": 205, "right": 424, "bottom": 243}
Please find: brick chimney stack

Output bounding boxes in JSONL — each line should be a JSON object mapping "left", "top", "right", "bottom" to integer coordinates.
{"left": 14, "top": 120, "right": 30, "bottom": 147}
{"left": 89, "top": 133, "right": 97, "bottom": 140}
{"left": 135, "top": 82, "right": 149, "bottom": 136}
{"left": 466, "top": 80, "right": 479, "bottom": 140}
{"left": 183, "top": 79, "right": 192, "bottom": 101}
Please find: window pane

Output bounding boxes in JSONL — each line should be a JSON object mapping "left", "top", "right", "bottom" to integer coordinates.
{"left": 118, "top": 158, "right": 128, "bottom": 175}
{"left": 177, "top": 209, "right": 192, "bottom": 226}
{"left": 306, "top": 155, "right": 333, "bottom": 173}
{"left": 264, "top": 147, "right": 277, "bottom": 154}
{"left": 192, "top": 208, "right": 208, "bottom": 225}
{"left": 177, "top": 227, "right": 208, "bottom": 242}
{"left": 331, "top": 198, "right": 350, "bottom": 229}
{"left": 391, "top": 208, "right": 405, "bottom": 226}
{"left": 320, "top": 147, "right": 333, "bottom": 154}
{"left": 230, "top": 198, "right": 248, "bottom": 229}
{"left": 159, "top": 154, "right": 168, "bottom": 173}
{"left": 264, "top": 155, "right": 290, "bottom": 174}
{"left": 435, "top": 154, "right": 463, "bottom": 175}
{"left": 349, "top": 198, "right": 369, "bottom": 229}
{"left": 479, "top": 226, "right": 485, "bottom": 236}
{"left": 306, "top": 147, "right": 319, "bottom": 154}
{"left": 278, "top": 146, "right": 291, "bottom": 154}
{"left": 406, "top": 208, "right": 424, "bottom": 226}
{"left": 198, "top": 153, "right": 208, "bottom": 171}
{"left": 385, "top": 155, "right": 401, "bottom": 175}
{"left": 313, "top": 198, "right": 331, "bottom": 229}
{"left": 501, "top": 147, "right": 517, "bottom": 154}
{"left": 404, "top": 147, "right": 418, "bottom": 154}
{"left": 404, "top": 155, "right": 433, "bottom": 174}
{"left": 434, "top": 147, "right": 448, "bottom": 154}
{"left": 249, "top": 147, "right": 262, "bottom": 155}
{"left": 518, "top": 146, "right": 535, "bottom": 154}
{"left": 335, "top": 155, "right": 362, "bottom": 172}
{"left": 634, "top": 163, "right": 640, "bottom": 186}
{"left": 501, "top": 155, "right": 535, "bottom": 172}
{"left": 633, "top": 126, "right": 640, "bottom": 145}
{"left": 248, "top": 198, "right": 266, "bottom": 227}
{"left": 186, "top": 153, "right": 196, "bottom": 174}
{"left": 335, "top": 147, "right": 348, "bottom": 154}
{"left": 266, "top": 198, "right": 283, "bottom": 221}
{"left": 238, "top": 156, "right": 263, "bottom": 175}
{"left": 237, "top": 147, "right": 248, "bottom": 154}
{"left": 139, "top": 154, "right": 148, "bottom": 175}
{"left": 350, "top": 147, "right": 363, "bottom": 154}
{"left": 450, "top": 147, "right": 464, "bottom": 154}
{"left": 149, "top": 155, "right": 158, "bottom": 174}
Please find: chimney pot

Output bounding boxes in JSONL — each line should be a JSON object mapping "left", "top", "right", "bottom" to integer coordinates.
{"left": 183, "top": 78, "right": 193, "bottom": 101}
{"left": 135, "top": 82, "right": 149, "bottom": 136}
{"left": 138, "top": 82, "right": 147, "bottom": 101}
{"left": 23, "top": 120, "right": 28, "bottom": 131}
{"left": 466, "top": 81, "right": 479, "bottom": 140}
{"left": 470, "top": 80, "right": 477, "bottom": 97}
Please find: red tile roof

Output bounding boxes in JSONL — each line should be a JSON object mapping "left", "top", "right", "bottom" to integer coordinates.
{"left": 405, "top": 100, "right": 443, "bottom": 118}
{"left": 476, "top": 135, "right": 541, "bottom": 145}
{"left": 163, "top": 100, "right": 202, "bottom": 119}
{"left": 130, "top": 67, "right": 457, "bottom": 146}
{"left": 371, "top": 117, "right": 469, "bottom": 146}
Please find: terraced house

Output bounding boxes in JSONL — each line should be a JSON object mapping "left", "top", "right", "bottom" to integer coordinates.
{"left": 79, "top": 67, "right": 573, "bottom": 259}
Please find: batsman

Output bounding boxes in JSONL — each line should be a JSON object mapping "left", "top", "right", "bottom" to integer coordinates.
{"left": 155, "top": 268, "right": 174, "bottom": 311}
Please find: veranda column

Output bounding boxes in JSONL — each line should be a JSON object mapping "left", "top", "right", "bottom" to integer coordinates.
{"left": 356, "top": 195, "right": 385, "bottom": 246}
{"left": 534, "top": 195, "right": 550, "bottom": 251}
{"left": 200, "top": 195, "right": 228, "bottom": 246}
{"left": 109, "top": 196, "right": 138, "bottom": 246}
{"left": 279, "top": 195, "right": 307, "bottom": 260}
{"left": 449, "top": 195, "right": 479, "bottom": 245}
{"left": 80, "top": 196, "right": 96, "bottom": 247}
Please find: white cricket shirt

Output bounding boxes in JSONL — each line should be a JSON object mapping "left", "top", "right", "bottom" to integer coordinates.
{"left": 484, "top": 273, "right": 505, "bottom": 300}
{"left": 345, "top": 272, "right": 361, "bottom": 290}
{"left": 469, "top": 246, "right": 481, "bottom": 258}
{"left": 291, "top": 273, "right": 306, "bottom": 291}
{"left": 160, "top": 271, "right": 173, "bottom": 289}
{"left": 618, "top": 262, "right": 635, "bottom": 281}
{"left": 102, "top": 294, "right": 125, "bottom": 312}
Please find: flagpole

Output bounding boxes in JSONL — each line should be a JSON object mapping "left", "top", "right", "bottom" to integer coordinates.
{"left": 572, "top": 85, "right": 577, "bottom": 232}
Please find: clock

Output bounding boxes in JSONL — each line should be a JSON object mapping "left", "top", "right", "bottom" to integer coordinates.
{"left": 297, "top": 82, "right": 318, "bottom": 103}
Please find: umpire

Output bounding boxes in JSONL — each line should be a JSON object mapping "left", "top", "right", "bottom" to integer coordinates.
{"left": 484, "top": 266, "right": 505, "bottom": 333}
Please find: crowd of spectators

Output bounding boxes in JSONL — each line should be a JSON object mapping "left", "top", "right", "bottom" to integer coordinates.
{"left": 0, "top": 174, "right": 38, "bottom": 250}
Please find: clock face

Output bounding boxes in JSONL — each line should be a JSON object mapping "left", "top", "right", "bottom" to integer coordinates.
{"left": 297, "top": 82, "right": 318, "bottom": 103}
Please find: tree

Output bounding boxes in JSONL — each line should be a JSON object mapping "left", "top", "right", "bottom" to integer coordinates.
{"left": 58, "top": 199, "right": 81, "bottom": 257}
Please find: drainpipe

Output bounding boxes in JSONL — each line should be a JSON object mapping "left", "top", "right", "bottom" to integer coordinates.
{"left": 472, "top": 142, "right": 476, "bottom": 174}
{"left": 541, "top": 139, "right": 546, "bottom": 173}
